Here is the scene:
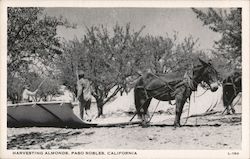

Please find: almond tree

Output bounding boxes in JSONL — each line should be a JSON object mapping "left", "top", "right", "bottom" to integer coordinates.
{"left": 192, "top": 8, "right": 242, "bottom": 70}
{"left": 7, "top": 7, "right": 73, "bottom": 103}
{"left": 56, "top": 24, "right": 145, "bottom": 116}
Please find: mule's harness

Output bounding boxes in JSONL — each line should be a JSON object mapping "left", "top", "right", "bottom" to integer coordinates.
{"left": 129, "top": 86, "right": 173, "bottom": 122}
{"left": 142, "top": 71, "right": 198, "bottom": 95}
{"left": 130, "top": 71, "right": 199, "bottom": 123}
{"left": 183, "top": 72, "right": 197, "bottom": 91}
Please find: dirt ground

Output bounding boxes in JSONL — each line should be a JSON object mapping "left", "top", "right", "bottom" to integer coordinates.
{"left": 7, "top": 105, "right": 242, "bottom": 150}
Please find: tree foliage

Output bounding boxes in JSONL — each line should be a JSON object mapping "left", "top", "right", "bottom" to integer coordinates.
{"left": 56, "top": 24, "right": 145, "bottom": 116}
{"left": 7, "top": 7, "right": 72, "bottom": 103}
{"left": 7, "top": 71, "right": 62, "bottom": 103}
{"left": 7, "top": 7, "right": 71, "bottom": 73}
{"left": 7, "top": 75, "right": 24, "bottom": 104}
{"left": 55, "top": 39, "right": 82, "bottom": 96}
{"left": 192, "top": 8, "right": 242, "bottom": 69}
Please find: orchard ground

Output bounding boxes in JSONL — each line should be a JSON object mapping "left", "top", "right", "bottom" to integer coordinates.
{"left": 7, "top": 94, "right": 242, "bottom": 149}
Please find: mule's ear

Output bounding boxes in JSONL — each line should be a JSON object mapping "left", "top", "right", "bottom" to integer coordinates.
{"left": 198, "top": 58, "right": 208, "bottom": 66}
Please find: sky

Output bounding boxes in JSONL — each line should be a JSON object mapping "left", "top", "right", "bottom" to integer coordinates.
{"left": 45, "top": 8, "right": 221, "bottom": 50}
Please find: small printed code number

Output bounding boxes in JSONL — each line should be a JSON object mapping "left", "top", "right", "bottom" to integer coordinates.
{"left": 228, "top": 152, "right": 239, "bottom": 155}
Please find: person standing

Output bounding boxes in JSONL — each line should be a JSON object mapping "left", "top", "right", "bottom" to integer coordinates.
{"left": 22, "top": 85, "right": 38, "bottom": 103}
{"left": 76, "top": 71, "right": 92, "bottom": 121}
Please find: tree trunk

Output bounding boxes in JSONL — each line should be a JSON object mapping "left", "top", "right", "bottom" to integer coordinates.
{"left": 93, "top": 86, "right": 123, "bottom": 118}
{"left": 96, "top": 98, "right": 104, "bottom": 117}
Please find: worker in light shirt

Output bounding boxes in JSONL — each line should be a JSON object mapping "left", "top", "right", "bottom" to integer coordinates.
{"left": 76, "top": 71, "right": 92, "bottom": 121}
{"left": 22, "top": 85, "right": 38, "bottom": 103}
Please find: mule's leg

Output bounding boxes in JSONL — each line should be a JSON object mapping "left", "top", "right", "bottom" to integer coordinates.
{"left": 226, "top": 99, "right": 236, "bottom": 115}
{"left": 134, "top": 88, "right": 150, "bottom": 126}
{"left": 141, "top": 98, "right": 152, "bottom": 127}
{"left": 230, "top": 94, "right": 237, "bottom": 114}
{"left": 79, "top": 101, "right": 84, "bottom": 120}
{"left": 222, "top": 88, "right": 228, "bottom": 114}
{"left": 174, "top": 95, "right": 187, "bottom": 127}
{"left": 134, "top": 88, "right": 144, "bottom": 120}
{"left": 137, "top": 98, "right": 148, "bottom": 126}
{"left": 223, "top": 95, "right": 231, "bottom": 115}
{"left": 226, "top": 105, "right": 231, "bottom": 115}
{"left": 144, "top": 98, "right": 152, "bottom": 123}
{"left": 231, "top": 104, "right": 236, "bottom": 114}
{"left": 223, "top": 86, "right": 235, "bottom": 115}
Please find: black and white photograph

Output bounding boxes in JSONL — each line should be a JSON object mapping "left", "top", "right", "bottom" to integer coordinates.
{"left": 0, "top": 0, "right": 249, "bottom": 159}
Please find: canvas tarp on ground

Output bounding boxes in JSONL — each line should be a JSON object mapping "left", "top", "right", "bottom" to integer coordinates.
{"left": 7, "top": 101, "right": 97, "bottom": 128}
{"left": 188, "top": 86, "right": 224, "bottom": 116}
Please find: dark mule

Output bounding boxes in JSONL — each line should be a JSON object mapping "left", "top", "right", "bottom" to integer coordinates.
{"left": 222, "top": 71, "right": 242, "bottom": 114}
{"left": 134, "top": 58, "right": 219, "bottom": 127}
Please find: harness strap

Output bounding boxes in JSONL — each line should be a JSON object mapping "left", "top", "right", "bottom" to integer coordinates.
{"left": 150, "top": 73, "right": 175, "bottom": 91}
{"left": 224, "top": 83, "right": 234, "bottom": 86}
{"left": 184, "top": 72, "right": 197, "bottom": 91}
{"left": 144, "top": 88, "right": 149, "bottom": 99}
{"left": 130, "top": 85, "right": 174, "bottom": 122}
{"left": 147, "top": 100, "right": 161, "bottom": 123}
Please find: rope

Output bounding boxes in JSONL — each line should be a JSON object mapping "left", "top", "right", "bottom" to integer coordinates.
{"left": 195, "top": 89, "right": 209, "bottom": 97}
{"left": 184, "top": 72, "right": 195, "bottom": 91}
{"left": 148, "top": 73, "right": 175, "bottom": 91}
{"left": 147, "top": 100, "right": 161, "bottom": 123}
{"left": 182, "top": 91, "right": 193, "bottom": 126}
{"left": 36, "top": 78, "right": 47, "bottom": 90}
{"left": 222, "top": 94, "right": 242, "bottom": 114}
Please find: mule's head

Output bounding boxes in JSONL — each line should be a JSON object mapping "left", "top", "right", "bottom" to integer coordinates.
{"left": 196, "top": 58, "right": 219, "bottom": 92}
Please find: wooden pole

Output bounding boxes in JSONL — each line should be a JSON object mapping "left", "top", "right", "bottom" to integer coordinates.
{"left": 36, "top": 78, "right": 47, "bottom": 90}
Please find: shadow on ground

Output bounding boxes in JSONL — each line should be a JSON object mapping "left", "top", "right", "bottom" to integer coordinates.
{"left": 7, "top": 130, "right": 87, "bottom": 149}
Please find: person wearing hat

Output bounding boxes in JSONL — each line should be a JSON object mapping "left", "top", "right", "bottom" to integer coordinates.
{"left": 22, "top": 85, "right": 38, "bottom": 103}
{"left": 76, "top": 70, "right": 92, "bottom": 121}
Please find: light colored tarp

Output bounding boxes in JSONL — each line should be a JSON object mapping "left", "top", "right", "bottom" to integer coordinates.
{"left": 188, "top": 86, "right": 224, "bottom": 116}
{"left": 7, "top": 101, "right": 97, "bottom": 128}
